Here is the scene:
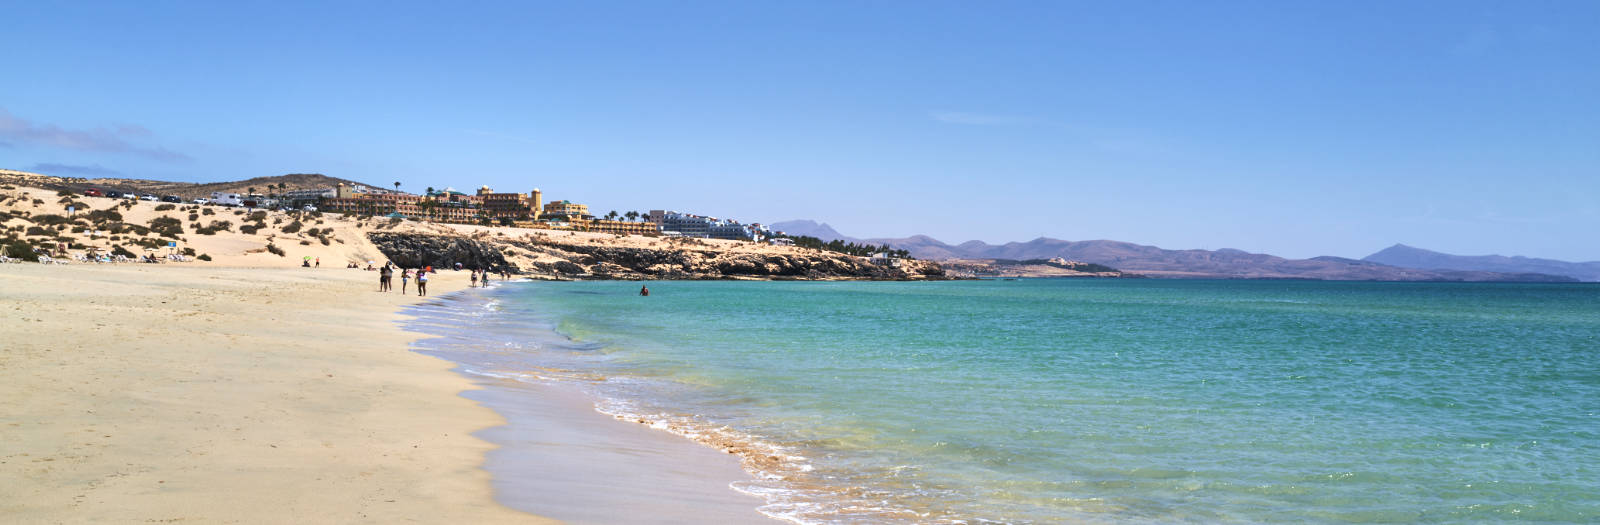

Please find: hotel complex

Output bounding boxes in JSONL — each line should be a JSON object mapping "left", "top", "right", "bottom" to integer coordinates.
{"left": 310, "top": 183, "right": 767, "bottom": 239}
{"left": 651, "top": 210, "right": 770, "bottom": 241}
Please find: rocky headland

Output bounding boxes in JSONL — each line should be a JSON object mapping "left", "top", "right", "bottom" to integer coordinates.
{"left": 367, "top": 231, "right": 945, "bottom": 280}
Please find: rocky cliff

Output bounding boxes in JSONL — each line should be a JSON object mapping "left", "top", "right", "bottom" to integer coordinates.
{"left": 367, "top": 232, "right": 945, "bottom": 280}
{"left": 367, "top": 232, "right": 516, "bottom": 272}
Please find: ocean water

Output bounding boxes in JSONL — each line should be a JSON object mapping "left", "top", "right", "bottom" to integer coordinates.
{"left": 413, "top": 279, "right": 1599, "bottom": 524}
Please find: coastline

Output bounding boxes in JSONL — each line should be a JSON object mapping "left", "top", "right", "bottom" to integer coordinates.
{"left": 0, "top": 264, "right": 548, "bottom": 523}
{"left": 400, "top": 286, "right": 774, "bottom": 524}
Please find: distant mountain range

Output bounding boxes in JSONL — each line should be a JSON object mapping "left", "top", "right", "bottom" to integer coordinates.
{"left": 768, "top": 220, "right": 1583, "bottom": 282}
{"left": 1363, "top": 244, "right": 1600, "bottom": 282}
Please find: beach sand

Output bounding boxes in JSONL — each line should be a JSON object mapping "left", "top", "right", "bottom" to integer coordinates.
{"left": 0, "top": 264, "right": 547, "bottom": 523}
{"left": 1, "top": 185, "right": 779, "bottom": 523}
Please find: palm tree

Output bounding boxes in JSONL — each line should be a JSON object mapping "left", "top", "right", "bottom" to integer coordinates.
{"left": 247, "top": 187, "right": 256, "bottom": 196}
{"left": 419, "top": 200, "right": 438, "bottom": 222}
{"left": 393, "top": 181, "right": 401, "bottom": 194}
{"left": 426, "top": 186, "right": 436, "bottom": 196}
{"left": 606, "top": 210, "right": 618, "bottom": 221}
{"left": 625, "top": 211, "right": 639, "bottom": 222}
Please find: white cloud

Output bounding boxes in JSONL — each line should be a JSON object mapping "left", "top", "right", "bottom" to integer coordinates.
{"left": 0, "top": 108, "right": 189, "bottom": 162}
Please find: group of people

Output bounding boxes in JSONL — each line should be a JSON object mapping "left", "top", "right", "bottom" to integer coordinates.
{"left": 377, "top": 263, "right": 511, "bottom": 295}
{"left": 379, "top": 263, "right": 432, "bottom": 296}
{"left": 467, "top": 267, "right": 512, "bottom": 288}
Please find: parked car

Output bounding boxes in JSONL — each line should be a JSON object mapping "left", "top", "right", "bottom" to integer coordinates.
{"left": 84, "top": 188, "right": 104, "bottom": 197}
{"left": 302, "top": 205, "right": 318, "bottom": 212}
{"left": 139, "top": 194, "right": 158, "bottom": 201}
{"left": 105, "top": 190, "right": 123, "bottom": 198}
{"left": 122, "top": 193, "right": 139, "bottom": 200}
{"left": 192, "top": 198, "right": 210, "bottom": 205}
{"left": 161, "top": 195, "right": 183, "bottom": 203}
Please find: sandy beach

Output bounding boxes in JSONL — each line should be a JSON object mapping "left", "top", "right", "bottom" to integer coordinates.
{"left": 0, "top": 185, "right": 788, "bottom": 523}
{"left": 0, "top": 264, "right": 548, "bottom": 523}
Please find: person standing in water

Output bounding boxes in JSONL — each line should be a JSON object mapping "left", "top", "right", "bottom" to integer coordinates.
{"left": 639, "top": 284, "right": 649, "bottom": 296}
{"left": 470, "top": 269, "right": 478, "bottom": 288}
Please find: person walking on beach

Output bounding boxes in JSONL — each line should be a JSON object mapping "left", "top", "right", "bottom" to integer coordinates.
{"left": 416, "top": 268, "right": 429, "bottom": 296}
{"left": 315, "top": 257, "right": 320, "bottom": 268}
{"left": 470, "top": 269, "right": 478, "bottom": 288}
{"left": 401, "top": 268, "right": 412, "bottom": 294}
{"left": 379, "top": 264, "right": 393, "bottom": 292}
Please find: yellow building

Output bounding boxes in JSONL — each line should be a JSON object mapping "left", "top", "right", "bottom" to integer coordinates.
{"left": 582, "top": 219, "right": 660, "bottom": 235}
{"left": 476, "top": 186, "right": 544, "bottom": 220}
{"left": 543, "top": 200, "right": 589, "bottom": 219}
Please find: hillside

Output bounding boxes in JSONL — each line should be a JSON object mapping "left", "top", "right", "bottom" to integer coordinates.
{"left": 768, "top": 220, "right": 850, "bottom": 242}
{"left": 1, "top": 181, "right": 940, "bottom": 281}
{"left": 1363, "top": 244, "right": 1600, "bottom": 282}
{"left": 0, "top": 169, "right": 376, "bottom": 200}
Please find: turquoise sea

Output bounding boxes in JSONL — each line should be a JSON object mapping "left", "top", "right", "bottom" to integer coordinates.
{"left": 414, "top": 279, "right": 1599, "bottom": 523}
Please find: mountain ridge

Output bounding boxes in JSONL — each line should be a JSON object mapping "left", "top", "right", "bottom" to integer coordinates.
{"left": 1363, "top": 243, "right": 1600, "bottom": 282}
{"left": 769, "top": 219, "right": 1577, "bottom": 282}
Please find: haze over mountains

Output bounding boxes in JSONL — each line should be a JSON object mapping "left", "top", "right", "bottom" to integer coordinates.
{"left": 770, "top": 220, "right": 1589, "bottom": 282}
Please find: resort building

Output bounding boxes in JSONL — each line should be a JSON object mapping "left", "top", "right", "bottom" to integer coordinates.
{"left": 321, "top": 183, "right": 416, "bottom": 216}
{"left": 476, "top": 186, "right": 543, "bottom": 221}
{"left": 310, "top": 182, "right": 660, "bottom": 236}
{"left": 544, "top": 200, "right": 590, "bottom": 219}
{"left": 583, "top": 219, "right": 660, "bottom": 235}
{"left": 281, "top": 188, "right": 336, "bottom": 208}
{"left": 653, "top": 210, "right": 769, "bottom": 241}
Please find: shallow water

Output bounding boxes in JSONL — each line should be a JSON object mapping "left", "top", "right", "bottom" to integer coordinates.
{"left": 414, "top": 279, "right": 1600, "bottom": 523}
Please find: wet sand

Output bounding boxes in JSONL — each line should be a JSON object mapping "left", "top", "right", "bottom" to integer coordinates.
{"left": 467, "top": 380, "right": 773, "bottom": 524}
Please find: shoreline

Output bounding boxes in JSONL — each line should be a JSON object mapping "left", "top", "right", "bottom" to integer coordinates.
{"left": 399, "top": 285, "right": 775, "bottom": 524}
{"left": 0, "top": 264, "right": 549, "bottom": 523}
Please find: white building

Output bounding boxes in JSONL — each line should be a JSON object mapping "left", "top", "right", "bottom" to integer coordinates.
{"left": 653, "top": 211, "right": 769, "bottom": 241}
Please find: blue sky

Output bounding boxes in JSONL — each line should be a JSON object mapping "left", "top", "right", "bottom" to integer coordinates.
{"left": 4, "top": 1, "right": 1597, "bottom": 260}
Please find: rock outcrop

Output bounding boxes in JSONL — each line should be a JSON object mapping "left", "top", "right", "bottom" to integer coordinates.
{"left": 367, "top": 232, "right": 516, "bottom": 273}
{"left": 367, "top": 232, "right": 945, "bottom": 280}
